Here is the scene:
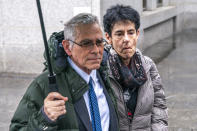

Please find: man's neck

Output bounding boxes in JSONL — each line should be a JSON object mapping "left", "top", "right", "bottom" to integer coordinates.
{"left": 67, "top": 57, "right": 97, "bottom": 83}
{"left": 69, "top": 57, "right": 92, "bottom": 74}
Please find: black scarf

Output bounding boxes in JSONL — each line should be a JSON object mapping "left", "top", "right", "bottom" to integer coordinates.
{"left": 108, "top": 48, "right": 147, "bottom": 90}
{"left": 108, "top": 48, "right": 147, "bottom": 118}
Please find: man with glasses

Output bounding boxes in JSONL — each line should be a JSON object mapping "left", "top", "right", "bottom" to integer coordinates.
{"left": 10, "top": 13, "right": 119, "bottom": 131}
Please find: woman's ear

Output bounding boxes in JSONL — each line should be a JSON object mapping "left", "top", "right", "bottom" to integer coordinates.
{"left": 136, "top": 29, "right": 140, "bottom": 40}
{"left": 105, "top": 33, "right": 112, "bottom": 44}
{"left": 62, "top": 40, "right": 72, "bottom": 56}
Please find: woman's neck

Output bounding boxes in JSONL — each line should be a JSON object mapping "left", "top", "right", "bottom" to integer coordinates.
{"left": 121, "top": 58, "right": 131, "bottom": 66}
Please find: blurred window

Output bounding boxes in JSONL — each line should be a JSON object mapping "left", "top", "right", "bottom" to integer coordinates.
{"left": 143, "top": 0, "right": 147, "bottom": 11}
{"left": 157, "top": 0, "right": 163, "bottom": 7}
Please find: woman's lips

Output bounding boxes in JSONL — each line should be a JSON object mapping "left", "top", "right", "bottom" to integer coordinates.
{"left": 122, "top": 47, "right": 132, "bottom": 52}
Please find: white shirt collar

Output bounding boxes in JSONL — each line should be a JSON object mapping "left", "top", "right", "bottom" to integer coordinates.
{"left": 67, "top": 57, "right": 97, "bottom": 84}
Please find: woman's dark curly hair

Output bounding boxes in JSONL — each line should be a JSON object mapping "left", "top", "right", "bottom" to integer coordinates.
{"left": 103, "top": 4, "right": 140, "bottom": 36}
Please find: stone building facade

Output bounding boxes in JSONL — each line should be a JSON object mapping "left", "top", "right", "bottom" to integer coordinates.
{"left": 0, "top": 0, "right": 197, "bottom": 74}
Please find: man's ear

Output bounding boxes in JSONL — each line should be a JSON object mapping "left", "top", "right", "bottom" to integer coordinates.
{"left": 105, "top": 33, "right": 112, "bottom": 44}
{"left": 62, "top": 40, "right": 72, "bottom": 56}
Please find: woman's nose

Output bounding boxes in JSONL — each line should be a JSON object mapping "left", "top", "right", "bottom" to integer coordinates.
{"left": 123, "top": 34, "right": 130, "bottom": 41}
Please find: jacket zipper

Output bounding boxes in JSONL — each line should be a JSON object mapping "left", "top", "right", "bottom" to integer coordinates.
{"left": 110, "top": 76, "right": 131, "bottom": 130}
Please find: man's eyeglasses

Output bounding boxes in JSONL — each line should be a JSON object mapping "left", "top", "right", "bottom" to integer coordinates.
{"left": 67, "top": 38, "right": 107, "bottom": 48}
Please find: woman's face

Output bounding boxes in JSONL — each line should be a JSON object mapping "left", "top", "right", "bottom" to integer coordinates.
{"left": 106, "top": 20, "right": 139, "bottom": 63}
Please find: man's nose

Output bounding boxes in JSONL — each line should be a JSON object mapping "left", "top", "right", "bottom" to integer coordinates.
{"left": 91, "top": 43, "right": 100, "bottom": 53}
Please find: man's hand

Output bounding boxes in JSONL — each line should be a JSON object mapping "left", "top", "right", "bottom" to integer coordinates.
{"left": 44, "top": 92, "right": 68, "bottom": 121}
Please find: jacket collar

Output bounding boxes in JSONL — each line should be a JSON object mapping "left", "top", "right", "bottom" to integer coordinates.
{"left": 136, "top": 48, "right": 151, "bottom": 74}
{"left": 107, "top": 48, "right": 151, "bottom": 78}
{"left": 63, "top": 64, "right": 89, "bottom": 103}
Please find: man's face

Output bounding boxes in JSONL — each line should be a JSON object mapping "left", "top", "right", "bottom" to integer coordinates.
{"left": 63, "top": 23, "right": 104, "bottom": 74}
{"left": 106, "top": 20, "right": 139, "bottom": 62}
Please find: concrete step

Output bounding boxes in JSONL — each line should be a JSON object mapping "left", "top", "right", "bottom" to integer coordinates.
{"left": 169, "top": 127, "right": 197, "bottom": 131}
{"left": 143, "top": 28, "right": 197, "bottom": 64}
{"left": 156, "top": 29, "right": 197, "bottom": 130}
{"left": 167, "top": 94, "right": 197, "bottom": 130}
{"left": 142, "top": 34, "right": 175, "bottom": 64}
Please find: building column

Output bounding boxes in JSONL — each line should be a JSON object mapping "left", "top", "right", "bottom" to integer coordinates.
{"left": 147, "top": 0, "right": 157, "bottom": 11}
{"left": 163, "top": 0, "right": 169, "bottom": 6}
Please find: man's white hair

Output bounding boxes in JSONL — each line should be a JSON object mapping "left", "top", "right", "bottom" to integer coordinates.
{"left": 64, "top": 13, "right": 99, "bottom": 49}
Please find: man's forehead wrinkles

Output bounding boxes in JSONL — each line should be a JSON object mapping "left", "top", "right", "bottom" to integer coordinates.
{"left": 79, "top": 38, "right": 103, "bottom": 42}
{"left": 79, "top": 39, "right": 92, "bottom": 42}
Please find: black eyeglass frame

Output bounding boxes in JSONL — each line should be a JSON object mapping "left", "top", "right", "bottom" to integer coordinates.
{"left": 67, "top": 38, "right": 108, "bottom": 48}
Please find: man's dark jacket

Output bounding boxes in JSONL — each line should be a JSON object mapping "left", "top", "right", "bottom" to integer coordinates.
{"left": 10, "top": 31, "right": 119, "bottom": 131}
